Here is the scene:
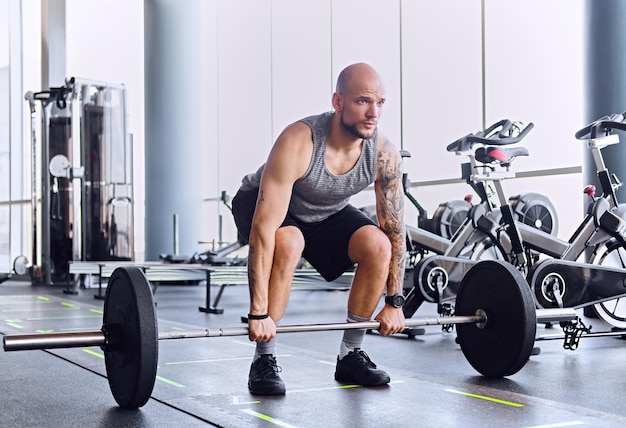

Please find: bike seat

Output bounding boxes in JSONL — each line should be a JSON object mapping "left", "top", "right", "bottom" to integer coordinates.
{"left": 474, "top": 146, "right": 529, "bottom": 165}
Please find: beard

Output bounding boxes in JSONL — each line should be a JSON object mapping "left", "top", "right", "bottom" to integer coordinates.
{"left": 340, "top": 112, "right": 376, "bottom": 139}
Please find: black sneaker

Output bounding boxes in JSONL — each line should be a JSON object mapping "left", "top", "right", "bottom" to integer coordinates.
{"left": 334, "top": 349, "right": 390, "bottom": 386}
{"left": 248, "top": 355, "right": 286, "bottom": 395}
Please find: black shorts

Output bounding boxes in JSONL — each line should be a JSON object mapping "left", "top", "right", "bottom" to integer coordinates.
{"left": 231, "top": 188, "right": 376, "bottom": 281}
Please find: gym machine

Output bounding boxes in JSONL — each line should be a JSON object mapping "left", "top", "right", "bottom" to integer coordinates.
{"left": 406, "top": 114, "right": 626, "bottom": 337}
{"left": 16, "top": 78, "right": 133, "bottom": 287}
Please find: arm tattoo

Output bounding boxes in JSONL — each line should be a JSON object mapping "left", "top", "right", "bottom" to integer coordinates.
{"left": 376, "top": 139, "right": 406, "bottom": 294}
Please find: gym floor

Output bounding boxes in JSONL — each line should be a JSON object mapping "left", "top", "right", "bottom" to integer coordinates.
{"left": 1, "top": 274, "right": 626, "bottom": 428}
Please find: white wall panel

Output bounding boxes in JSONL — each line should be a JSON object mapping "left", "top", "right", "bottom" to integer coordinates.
{"left": 484, "top": 0, "right": 584, "bottom": 239}
{"left": 216, "top": 0, "right": 272, "bottom": 243}
{"left": 401, "top": 0, "right": 483, "bottom": 177}
{"left": 0, "top": 0, "right": 7, "bottom": 69}
{"left": 271, "top": 0, "right": 332, "bottom": 139}
{"left": 399, "top": 0, "right": 483, "bottom": 221}
{"left": 0, "top": 0, "right": 7, "bottom": 268}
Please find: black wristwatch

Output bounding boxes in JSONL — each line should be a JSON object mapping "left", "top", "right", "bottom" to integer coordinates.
{"left": 384, "top": 293, "right": 405, "bottom": 308}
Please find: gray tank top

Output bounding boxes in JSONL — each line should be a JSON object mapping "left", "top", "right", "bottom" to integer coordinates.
{"left": 239, "top": 111, "right": 377, "bottom": 223}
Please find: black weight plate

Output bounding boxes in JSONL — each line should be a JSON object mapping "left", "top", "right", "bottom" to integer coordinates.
{"left": 103, "top": 267, "right": 158, "bottom": 409}
{"left": 455, "top": 260, "right": 536, "bottom": 377}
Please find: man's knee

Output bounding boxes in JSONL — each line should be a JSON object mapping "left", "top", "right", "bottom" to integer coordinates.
{"left": 349, "top": 226, "right": 392, "bottom": 264}
{"left": 275, "top": 226, "right": 305, "bottom": 263}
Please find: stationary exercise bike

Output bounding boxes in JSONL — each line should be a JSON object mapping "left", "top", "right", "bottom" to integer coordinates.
{"left": 408, "top": 114, "right": 626, "bottom": 334}
{"left": 524, "top": 113, "right": 626, "bottom": 331}
{"left": 402, "top": 119, "right": 546, "bottom": 318}
{"left": 400, "top": 143, "right": 558, "bottom": 268}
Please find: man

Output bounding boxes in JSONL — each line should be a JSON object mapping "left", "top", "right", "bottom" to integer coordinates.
{"left": 232, "top": 62, "right": 406, "bottom": 396}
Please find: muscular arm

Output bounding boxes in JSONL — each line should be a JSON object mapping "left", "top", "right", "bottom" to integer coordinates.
{"left": 247, "top": 123, "right": 312, "bottom": 317}
{"left": 374, "top": 136, "right": 406, "bottom": 297}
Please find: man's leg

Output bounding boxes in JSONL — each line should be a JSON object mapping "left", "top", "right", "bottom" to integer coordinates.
{"left": 296, "top": 206, "right": 391, "bottom": 386}
{"left": 346, "top": 224, "right": 391, "bottom": 318}
{"left": 253, "top": 225, "right": 304, "bottom": 357}
{"left": 335, "top": 224, "right": 392, "bottom": 386}
{"left": 248, "top": 225, "right": 304, "bottom": 395}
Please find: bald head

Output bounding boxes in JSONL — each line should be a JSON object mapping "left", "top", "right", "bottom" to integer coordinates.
{"left": 331, "top": 63, "right": 386, "bottom": 140}
{"left": 335, "top": 63, "right": 384, "bottom": 96}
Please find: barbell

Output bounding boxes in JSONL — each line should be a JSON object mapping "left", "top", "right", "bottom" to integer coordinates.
{"left": 2, "top": 260, "right": 577, "bottom": 410}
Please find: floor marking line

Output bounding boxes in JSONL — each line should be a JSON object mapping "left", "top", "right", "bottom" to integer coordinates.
{"left": 289, "top": 384, "right": 359, "bottom": 394}
{"left": 2, "top": 308, "right": 77, "bottom": 313}
{"left": 37, "top": 296, "right": 50, "bottom": 301}
{"left": 6, "top": 322, "right": 22, "bottom": 328}
{"left": 83, "top": 349, "right": 104, "bottom": 359}
{"left": 0, "top": 295, "right": 51, "bottom": 302}
{"left": 156, "top": 375, "right": 186, "bottom": 388}
{"left": 26, "top": 314, "right": 101, "bottom": 321}
{"left": 446, "top": 388, "right": 524, "bottom": 407}
{"left": 233, "top": 396, "right": 261, "bottom": 405}
{"left": 524, "top": 422, "right": 585, "bottom": 428}
{"left": 241, "top": 409, "right": 298, "bottom": 428}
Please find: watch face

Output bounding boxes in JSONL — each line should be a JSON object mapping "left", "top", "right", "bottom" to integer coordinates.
{"left": 393, "top": 295, "right": 405, "bottom": 307}
{"left": 387, "top": 294, "right": 405, "bottom": 307}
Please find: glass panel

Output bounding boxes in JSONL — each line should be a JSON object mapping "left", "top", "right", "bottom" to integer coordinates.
{"left": 78, "top": 82, "right": 132, "bottom": 261}
{"left": 0, "top": 0, "right": 9, "bottom": 203}
{"left": 0, "top": 0, "right": 9, "bottom": 270}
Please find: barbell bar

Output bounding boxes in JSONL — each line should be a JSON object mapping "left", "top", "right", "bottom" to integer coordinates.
{"left": 3, "top": 314, "right": 488, "bottom": 351}
{"left": 2, "top": 260, "right": 576, "bottom": 410}
{"left": 4, "top": 308, "right": 577, "bottom": 351}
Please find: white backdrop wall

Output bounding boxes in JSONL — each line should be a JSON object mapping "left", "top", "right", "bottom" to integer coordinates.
{"left": 483, "top": 1, "right": 584, "bottom": 239}
{"left": 5, "top": 0, "right": 584, "bottom": 266}
{"left": 202, "top": 0, "right": 583, "bottom": 251}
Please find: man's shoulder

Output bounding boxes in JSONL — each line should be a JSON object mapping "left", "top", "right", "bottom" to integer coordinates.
{"left": 282, "top": 120, "right": 313, "bottom": 139}
{"left": 298, "top": 111, "right": 334, "bottom": 128}
{"left": 374, "top": 131, "right": 396, "bottom": 151}
{"left": 373, "top": 132, "right": 402, "bottom": 166}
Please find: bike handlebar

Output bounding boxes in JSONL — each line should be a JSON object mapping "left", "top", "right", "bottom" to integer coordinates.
{"left": 575, "top": 112, "right": 626, "bottom": 140}
{"left": 447, "top": 120, "right": 534, "bottom": 153}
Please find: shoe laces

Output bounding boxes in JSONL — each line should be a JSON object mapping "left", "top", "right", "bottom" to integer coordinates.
{"left": 257, "top": 355, "right": 282, "bottom": 376}
{"left": 351, "top": 349, "right": 377, "bottom": 368}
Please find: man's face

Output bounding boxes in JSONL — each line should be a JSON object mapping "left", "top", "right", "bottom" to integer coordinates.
{"left": 338, "top": 81, "right": 386, "bottom": 140}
